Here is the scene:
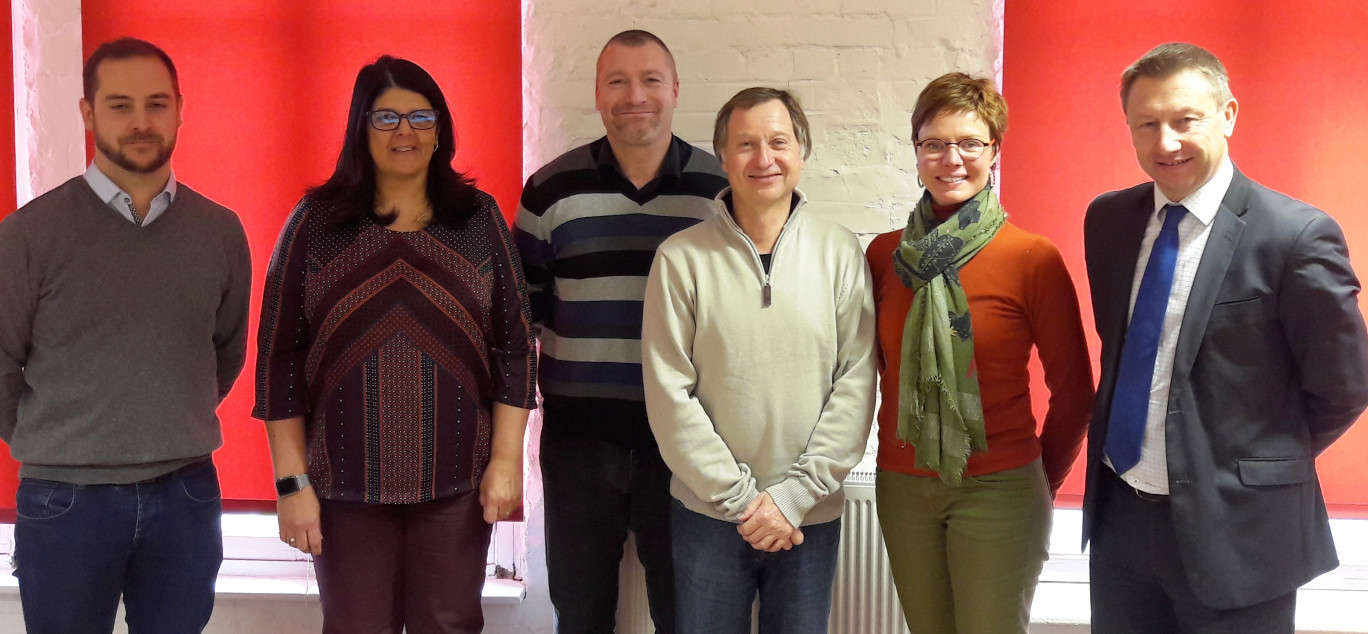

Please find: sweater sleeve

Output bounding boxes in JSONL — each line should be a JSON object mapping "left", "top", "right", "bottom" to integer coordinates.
{"left": 0, "top": 216, "right": 34, "bottom": 443}
{"left": 252, "top": 201, "right": 313, "bottom": 421}
{"left": 766, "top": 238, "right": 878, "bottom": 527}
{"left": 642, "top": 245, "right": 760, "bottom": 520}
{"left": 485, "top": 197, "right": 538, "bottom": 409}
{"left": 214, "top": 215, "right": 253, "bottom": 402}
{"left": 1025, "top": 237, "right": 1095, "bottom": 492}
{"left": 513, "top": 181, "right": 555, "bottom": 328}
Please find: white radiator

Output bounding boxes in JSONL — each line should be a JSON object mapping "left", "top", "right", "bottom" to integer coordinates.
{"left": 614, "top": 468, "right": 910, "bottom": 633}
{"left": 829, "top": 471, "right": 910, "bottom": 634}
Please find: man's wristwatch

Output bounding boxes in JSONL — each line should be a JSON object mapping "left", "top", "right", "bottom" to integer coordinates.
{"left": 275, "top": 474, "right": 311, "bottom": 498}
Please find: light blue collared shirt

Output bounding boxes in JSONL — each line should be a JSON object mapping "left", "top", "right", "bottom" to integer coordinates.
{"left": 1110, "top": 156, "right": 1234, "bottom": 494}
{"left": 82, "top": 163, "right": 178, "bottom": 226}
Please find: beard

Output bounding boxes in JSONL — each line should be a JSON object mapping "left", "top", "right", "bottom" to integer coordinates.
{"left": 95, "top": 131, "right": 176, "bottom": 174}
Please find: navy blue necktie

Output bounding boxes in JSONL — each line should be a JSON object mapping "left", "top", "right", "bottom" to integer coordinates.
{"left": 1106, "top": 204, "right": 1188, "bottom": 475}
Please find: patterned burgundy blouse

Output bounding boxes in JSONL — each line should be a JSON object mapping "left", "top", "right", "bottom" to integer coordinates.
{"left": 253, "top": 191, "right": 537, "bottom": 504}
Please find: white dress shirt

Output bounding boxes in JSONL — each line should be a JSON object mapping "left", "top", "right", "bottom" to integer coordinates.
{"left": 82, "top": 163, "right": 178, "bottom": 226}
{"left": 1108, "top": 157, "right": 1234, "bottom": 494}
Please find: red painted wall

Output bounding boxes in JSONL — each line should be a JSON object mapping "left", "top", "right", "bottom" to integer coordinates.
{"left": 0, "top": 0, "right": 521, "bottom": 503}
{"left": 0, "top": 7, "right": 13, "bottom": 215}
{"left": 1003, "top": 1, "right": 1368, "bottom": 515}
{"left": 0, "top": 4, "right": 19, "bottom": 508}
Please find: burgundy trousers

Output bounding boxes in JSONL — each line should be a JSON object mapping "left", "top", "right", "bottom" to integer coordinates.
{"left": 315, "top": 490, "right": 492, "bottom": 633}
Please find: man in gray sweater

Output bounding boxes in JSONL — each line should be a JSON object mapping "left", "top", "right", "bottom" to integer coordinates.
{"left": 0, "top": 38, "right": 251, "bottom": 632}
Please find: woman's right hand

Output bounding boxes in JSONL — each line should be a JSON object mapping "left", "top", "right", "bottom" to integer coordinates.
{"left": 265, "top": 416, "right": 321, "bottom": 555}
{"left": 277, "top": 486, "right": 323, "bottom": 555}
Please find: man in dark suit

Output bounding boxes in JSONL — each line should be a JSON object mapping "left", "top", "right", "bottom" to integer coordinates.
{"left": 1082, "top": 42, "right": 1368, "bottom": 632}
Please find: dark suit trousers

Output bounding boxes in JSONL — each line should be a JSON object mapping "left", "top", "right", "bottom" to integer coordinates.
{"left": 1089, "top": 468, "right": 1297, "bottom": 633}
{"left": 541, "top": 434, "right": 676, "bottom": 634}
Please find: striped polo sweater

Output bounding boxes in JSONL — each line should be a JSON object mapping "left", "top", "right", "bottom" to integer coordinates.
{"left": 515, "top": 136, "right": 726, "bottom": 448}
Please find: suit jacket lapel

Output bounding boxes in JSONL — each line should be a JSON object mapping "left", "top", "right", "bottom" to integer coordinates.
{"left": 1102, "top": 191, "right": 1152, "bottom": 347}
{"left": 1170, "top": 171, "right": 1251, "bottom": 382}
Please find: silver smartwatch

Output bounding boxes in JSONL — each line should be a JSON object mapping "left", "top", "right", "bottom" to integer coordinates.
{"left": 275, "top": 474, "right": 311, "bottom": 498}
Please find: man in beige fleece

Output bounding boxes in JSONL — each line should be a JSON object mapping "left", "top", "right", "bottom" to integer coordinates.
{"left": 641, "top": 86, "right": 876, "bottom": 634}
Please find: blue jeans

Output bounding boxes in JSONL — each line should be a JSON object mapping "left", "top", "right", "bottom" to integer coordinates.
{"left": 672, "top": 502, "right": 841, "bottom": 634}
{"left": 13, "top": 458, "right": 224, "bottom": 633}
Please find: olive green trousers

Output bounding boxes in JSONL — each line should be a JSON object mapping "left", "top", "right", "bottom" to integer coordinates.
{"left": 875, "top": 460, "right": 1053, "bottom": 634}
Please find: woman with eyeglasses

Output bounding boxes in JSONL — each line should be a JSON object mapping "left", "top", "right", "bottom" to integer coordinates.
{"left": 866, "top": 72, "right": 1094, "bottom": 633}
{"left": 253, "top": 56, "right": 535, "bottom": 632}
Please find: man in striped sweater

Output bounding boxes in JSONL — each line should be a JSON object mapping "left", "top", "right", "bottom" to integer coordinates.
{"left": 515, "top": 29, "right": 727, "bottom": 634}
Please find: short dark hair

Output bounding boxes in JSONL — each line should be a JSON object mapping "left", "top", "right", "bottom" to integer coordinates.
{"left": 599, "top": 30, "right": 678, "bottom": 80}
{"left": 83, "top": 37, "right": 180, "bottom": 102}
{"left": 310, "top": 55, "right": 478, "bottom": 229}
{"left": 910, "top": 72, "right": 1008, "bottom": 149}
{"left": 1121, "top": 42, "right": 1232, "bottom": 112}
{"left": 713, "top": 87, "right": 812, "bottom": 160}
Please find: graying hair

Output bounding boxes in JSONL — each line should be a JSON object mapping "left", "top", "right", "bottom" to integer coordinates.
{"left": 1121, "top": 42, "right": 1232, "bottom": 112}
{"left": 712, "top": 87, "right": 812, "bottom": 160}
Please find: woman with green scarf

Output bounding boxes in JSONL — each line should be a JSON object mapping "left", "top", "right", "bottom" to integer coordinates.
{"left": 865, "top": 72, "right": 1095, "bottom": 633}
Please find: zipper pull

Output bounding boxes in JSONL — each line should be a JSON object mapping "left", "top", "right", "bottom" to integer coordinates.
{"left": 763, "top": 281, "right": 772, "bottom": 308}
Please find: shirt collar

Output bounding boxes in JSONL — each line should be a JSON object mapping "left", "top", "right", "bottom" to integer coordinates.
{"left": 594, "top": 135, "right": 684, "bottom": 188}
{"left": 83, "top": 163, "right": 178, "bottom": 225}
{"left": 1151, "top": 155, "right": 1233, "bottom": 226}
{"left": 715, "top": 186, "right": 807, "bottom": 220}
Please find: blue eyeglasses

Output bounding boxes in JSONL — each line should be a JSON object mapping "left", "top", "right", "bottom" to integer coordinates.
{"left": 367, "top": 109, "right": 439, "bottom": 131}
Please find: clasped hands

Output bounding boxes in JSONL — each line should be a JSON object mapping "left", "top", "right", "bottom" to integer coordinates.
{"left": 737, "top": 492, "right": 804, "bottom": 552}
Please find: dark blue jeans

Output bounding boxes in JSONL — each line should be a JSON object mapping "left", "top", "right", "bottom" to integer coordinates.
{"left": 672, "top": 502, "right": 841, "bottom": 634}
{"left": 13, "top": 458, "right": 224, "bottom": 634}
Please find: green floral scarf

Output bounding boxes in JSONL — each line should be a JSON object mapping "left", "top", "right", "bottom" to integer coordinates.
{"left": 891, "top": 187, "right": 1005, "bottom": 483}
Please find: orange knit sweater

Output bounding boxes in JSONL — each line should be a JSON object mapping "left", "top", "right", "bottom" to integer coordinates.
{"left": 867, "top": 220, "right": 1094, "bottom": 491}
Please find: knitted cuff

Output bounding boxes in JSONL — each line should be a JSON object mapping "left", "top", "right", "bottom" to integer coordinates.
{"left": 765, "top": 478, "right": 820, "bottom": 529}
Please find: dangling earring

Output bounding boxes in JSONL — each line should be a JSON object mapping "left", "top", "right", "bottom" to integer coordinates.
{"left": 987, "top": 164, "right": 998, "bottom": 191}
{"left": 435, "top": 139, "right": 439, "bottom": 150}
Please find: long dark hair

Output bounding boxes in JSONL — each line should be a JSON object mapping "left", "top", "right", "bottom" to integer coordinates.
{"left": 311, "top": 55, "right": 478, "bottom": 228}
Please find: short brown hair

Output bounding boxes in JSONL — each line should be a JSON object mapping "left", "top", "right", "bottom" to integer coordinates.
{"left": 1120, "top": 42, "right": 1231, "bottom": 112}
{"left": 83, "top": 37, "right": 180, "bottom": 103}
{"left": 910, "top": 72, "right": 1007, "bottom": 148}
{"left": 599, "top": 30, "right": 677, "bottom": 80}
{"left": 712, "top": 87, "right": 812, "bottom": 160}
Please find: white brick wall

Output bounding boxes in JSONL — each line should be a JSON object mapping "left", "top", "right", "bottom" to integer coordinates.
{"left": 11, "top": 0, "right": 85, "bottom": 206}
{"left": 522, "top": 0, "right": 1001, "bottom": 239}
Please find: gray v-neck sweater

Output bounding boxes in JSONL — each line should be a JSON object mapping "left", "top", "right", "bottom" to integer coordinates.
{"left": 0, "top": 176, "right": 252, "bottom": 484}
